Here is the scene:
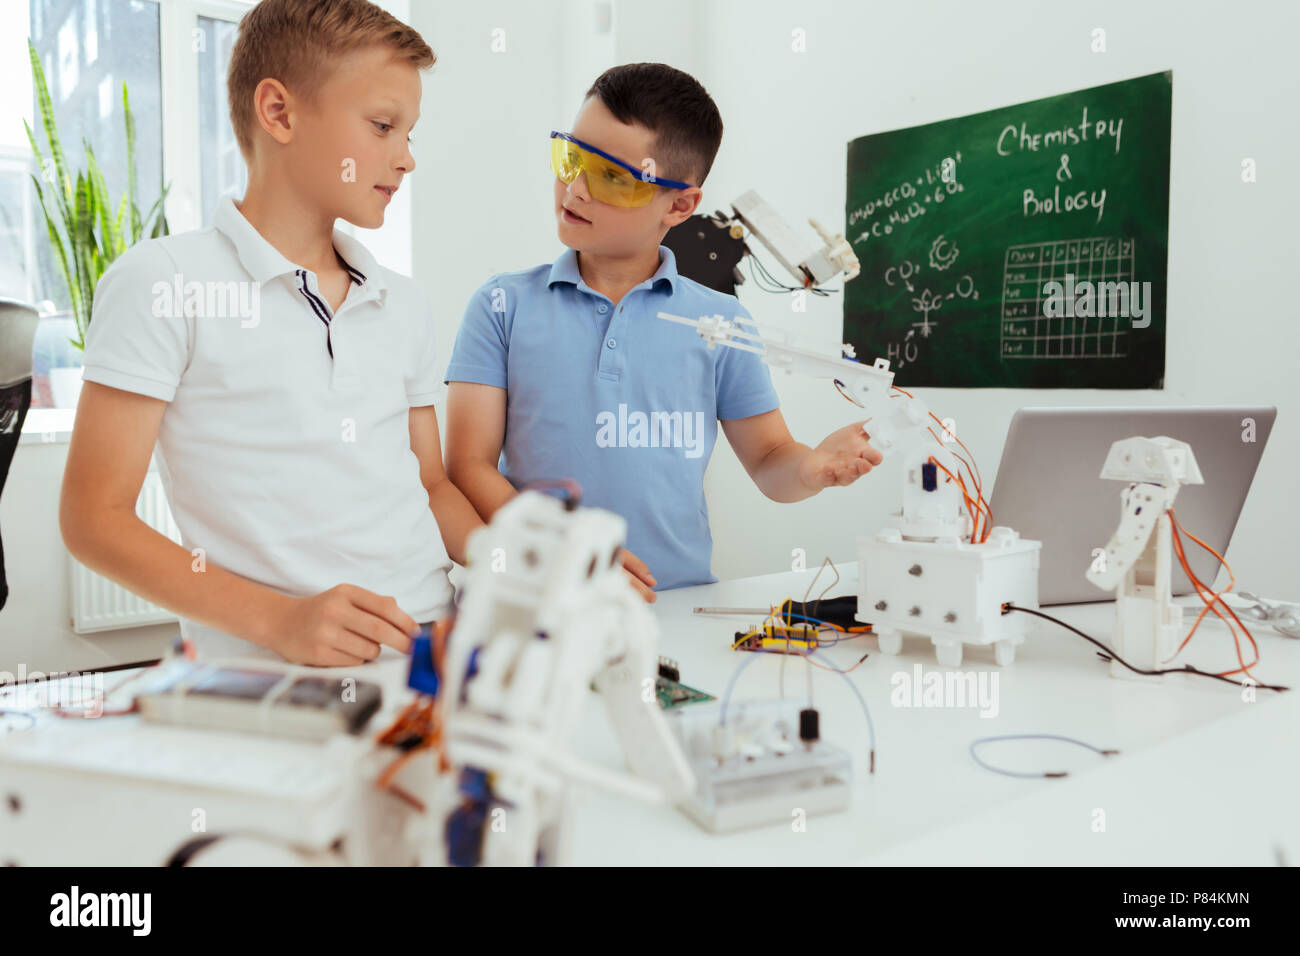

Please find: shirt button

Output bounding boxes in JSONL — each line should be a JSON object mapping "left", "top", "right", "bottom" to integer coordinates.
{"left": 606, "top": 337, "right": 616, "bottom": 349}
{"left": 597, "top": 304, "right": 608, "bottom": 314}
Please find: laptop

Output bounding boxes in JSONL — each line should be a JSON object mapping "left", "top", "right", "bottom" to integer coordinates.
{"left": 987, "top": 406, "right": 1276, "bottom": 605}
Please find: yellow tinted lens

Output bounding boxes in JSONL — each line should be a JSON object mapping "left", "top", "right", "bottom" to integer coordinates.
{"left": 583, "top": 152, "right": 657, "bottom": 208}
{"left": 550, "top": 136, "right": 582, "bottom": 183}
{"left": 551, "top": 136, "right": 658, "bottom": 208}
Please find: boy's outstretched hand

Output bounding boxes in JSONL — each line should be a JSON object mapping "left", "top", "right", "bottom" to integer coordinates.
{"left": 620, "top": 548, "right": 658, "bottom": 603}
{"left": 797, "top": 421, "right": 885, "bottom": 491}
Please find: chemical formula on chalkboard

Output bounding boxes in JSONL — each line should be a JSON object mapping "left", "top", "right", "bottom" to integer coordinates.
{"left": 843, "top": 72, "right": 1170, "bottom": 389}
{"left": 848, "top": 154, "right": 967, "bottom": 247}
{"left": 878, "top": 239, "right": 981, "bottom": 369}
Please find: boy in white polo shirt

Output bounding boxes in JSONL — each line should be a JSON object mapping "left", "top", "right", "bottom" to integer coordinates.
{"left": 60, "top": 0, "right": 482, "bottom": 665}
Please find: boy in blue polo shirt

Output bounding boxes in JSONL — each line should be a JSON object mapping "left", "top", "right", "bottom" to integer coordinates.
{"left": 444, "top": 63, "right": 883, "bottom": 599}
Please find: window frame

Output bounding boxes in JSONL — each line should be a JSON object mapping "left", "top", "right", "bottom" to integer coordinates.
{"left": 153, "top": 0, "right": 254, "bottom": 234}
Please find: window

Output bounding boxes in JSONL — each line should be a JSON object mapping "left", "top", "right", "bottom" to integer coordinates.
{"left": 5, "top": 0, "right": 415, "bottom": 422}
{"left": 197, "top": 15, "right": 247, "bottom": 226}
{"left": 1, "top": 0, "right": 252, "bottom": 412}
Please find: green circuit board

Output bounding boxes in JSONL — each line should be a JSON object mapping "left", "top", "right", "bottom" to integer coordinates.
{"left": 655, "top": 675, "right": 715, "bottom": 709}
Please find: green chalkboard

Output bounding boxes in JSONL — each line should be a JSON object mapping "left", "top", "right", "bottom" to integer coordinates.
{"left": 843, "top": 71, "right": 1171, "bottom": 388}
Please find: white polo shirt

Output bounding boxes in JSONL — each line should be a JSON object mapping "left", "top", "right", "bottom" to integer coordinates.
{"left": 82, "top": 196, "right": 453, "bottom": 659}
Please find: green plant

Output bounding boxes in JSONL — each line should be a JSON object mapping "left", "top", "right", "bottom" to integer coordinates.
{"left": 23, "top": 38, "right": 170, "bottom": 351}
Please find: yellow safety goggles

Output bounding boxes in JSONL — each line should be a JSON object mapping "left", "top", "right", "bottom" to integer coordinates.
{"left": 550, "top": 130, "right": 692, "bottom": 208}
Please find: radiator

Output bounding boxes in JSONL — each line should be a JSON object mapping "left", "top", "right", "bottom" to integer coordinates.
{"left": 69, "top": 469, "right": 181, "bottom": 633}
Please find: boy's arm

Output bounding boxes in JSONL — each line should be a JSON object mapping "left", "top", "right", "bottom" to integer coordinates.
{"left": 443, "top": 381, "right": 518, "bottom": 523}
{"left": 408, "top": 402, "right": 484, "bottom": 564}
{"left": 60, "top": 383, "right": 417, "bottom": 665}
{"left": 721, "top": 409, "right": 884, "bottom": 502}
{"left": 443, "top": 381, "right": 657, "bottom": 601}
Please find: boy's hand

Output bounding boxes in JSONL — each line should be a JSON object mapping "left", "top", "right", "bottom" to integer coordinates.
{"left": 620, "top": 549, "right": 658, "bottom": 603}
{"left": 798, "top": 421, "right": 885, "bottom": 491}
{"left": 271, "top": 584, "right": 419, "bottom": 666}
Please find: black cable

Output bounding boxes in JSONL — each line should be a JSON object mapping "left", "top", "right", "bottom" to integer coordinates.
{"left": 755, "top": 251, "right": 834, "bottom": 296}
{"left": 1002, "top": 603, "right": 1290, "bottom": 692}
{"left": 746, "top": 253, "right": 792, "bottom": 294}
{"left": 165, "top": 834, "right": 227, "bottom": 867}
{"left": 744, "top": 248, "right": 837, "bottom": 297}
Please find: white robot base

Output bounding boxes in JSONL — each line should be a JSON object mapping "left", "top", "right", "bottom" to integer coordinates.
{"left": 857, "top": 526, "right": 1042, "bottom": 668}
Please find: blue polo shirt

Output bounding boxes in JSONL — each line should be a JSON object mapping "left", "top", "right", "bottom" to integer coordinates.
{"left": 445, "top": 246, "right": 779, "bottom": 589}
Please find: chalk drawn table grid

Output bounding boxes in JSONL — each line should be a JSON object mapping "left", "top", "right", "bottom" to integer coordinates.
{"left": 1000, "top": 237, "right": 1136, "bottom": 360}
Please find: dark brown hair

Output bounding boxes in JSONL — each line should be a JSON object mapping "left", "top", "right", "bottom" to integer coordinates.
{"left": 585, "top": 62, "right": 724, "bottom": 186}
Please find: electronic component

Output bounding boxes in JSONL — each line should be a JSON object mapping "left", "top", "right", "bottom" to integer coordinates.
{"left": 732, "top": 626, "right": 820, "bottom": 653}
{"left": 661, "top": 214, "right": 748, "bottom": 294}
{"left": 727, "top": 591, "right": 872, "bottom": 654}
{"left": 668, "top": 700, "right": 851, "bottom": 832}
{"left": 655, "top": 656, "right": 714, "bottom": 708}
{"left": 664, "top": 190, "right": 859, "bottom": 296}
{"left": 799, "top": 707, "right": 820, "bottom": 743}
{"left": 656, "top": 656, "right": 680, "bottom": 683}
{"left": 921, "top": 461, "right": 938, "bottom": 492}
{"left": 655, "top": 675, "right": 716, "bottom": 709}
{"left": 407, "top": 629, "right": 441, "bottom": 696}
{"left": 132, "top": 660, "right": 383, "bottom": 741}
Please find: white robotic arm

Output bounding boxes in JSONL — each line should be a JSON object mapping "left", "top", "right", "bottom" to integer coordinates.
{"left": 658, "top": 310, "right": 973, "bottom": 542}
{"left": 730, "top": 190, "right": 860, "bottom": 286}
{"left": 658, "top": 311, "right": 1041, "bottom": 667}
{"left": 1085, "top": 436, "right": 1204, "bottom": 678}
{"left": 434, "top": 491, "right": 694, "bottom": 866}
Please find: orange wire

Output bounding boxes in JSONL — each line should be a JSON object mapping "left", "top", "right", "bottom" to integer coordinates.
{"left": 1167, "top": 511, "right": 1255, "bottom": 675}
{"left": 1171, "top": 524, "right": 1249, "bottom": 674}
{"left": 835, "top": 381, "right": 995, "bottom": 542}
{"left": 924, "top": 418, "right": 993, "bottom": 542}
{"left": 927, "top": 454, "right": 988, "bottom": 542}
{"left": 1168, "top": 509, "right": 1262, "bottom": 678}
{"left": 1172, "top": 518, "right": 1236, "bottom": 655}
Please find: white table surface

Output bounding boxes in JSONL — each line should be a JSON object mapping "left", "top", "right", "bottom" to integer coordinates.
{"left": 3, "top": 562, "right": 1295, "bottom": 866}
{"left": 564, "top": 563, "right": 1300, "bottom": 865}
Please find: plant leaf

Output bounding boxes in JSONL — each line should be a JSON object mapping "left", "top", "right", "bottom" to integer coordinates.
{"left": 27, "top": 40, "right": 72, "bottom": 225}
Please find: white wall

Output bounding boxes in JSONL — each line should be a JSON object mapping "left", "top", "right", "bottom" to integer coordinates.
{"left": 5, "top": 0, "right": 1296, "bottom": 675}
{"left": 0, "top": 438, "right": 178, "bottom": 675}
{"left": 412, "top": 0, "right": 1300, "bottom": 597}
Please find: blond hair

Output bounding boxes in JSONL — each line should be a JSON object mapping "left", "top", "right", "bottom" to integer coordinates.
{"left": 227, "top": 0, "right": 435, "bottom": 158}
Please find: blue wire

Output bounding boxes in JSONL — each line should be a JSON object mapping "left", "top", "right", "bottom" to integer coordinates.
{"left": 716, "top": 648, "right": 877, "bottom": 770}
{"left": 738, "top": 609, "right": 867, "bottom": 650}
{"left": 808, "top": 650, "right": 876, "bottom": 757}
{"left": 968, "top": 734, "right": 1119, "bottom": 779}
{"left": 0, "top": 709, "right": 37, "bottom": 732}
{"left": 718, "top": 651, "right": 770, "bottom": 725}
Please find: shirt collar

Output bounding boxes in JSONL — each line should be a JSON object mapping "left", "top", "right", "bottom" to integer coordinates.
{"left": 213, "top": 195, "right": 388, "bottom": 299}
{"left": 546, "top": 245, "right": 679, "bottom": 296}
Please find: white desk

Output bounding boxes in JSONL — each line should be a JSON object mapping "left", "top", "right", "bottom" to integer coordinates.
{"left": 2, "top": 563, "right": 1295, "bottom": 866}
{"left": 566, "top": 563, "right": 1300, "bottom": 865}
